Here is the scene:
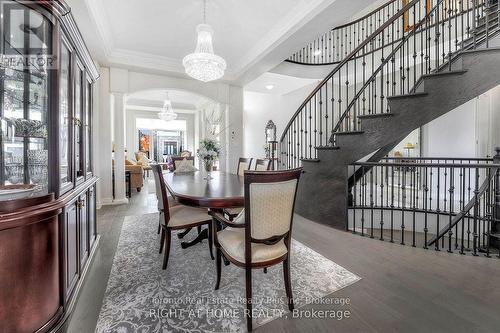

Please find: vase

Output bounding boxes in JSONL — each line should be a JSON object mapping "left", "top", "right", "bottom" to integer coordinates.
{"left": 204, "top": 160, "right": 214, "bottom": 180}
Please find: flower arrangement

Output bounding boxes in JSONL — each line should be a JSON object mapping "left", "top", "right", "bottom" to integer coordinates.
{"left": 197, "top": 139, "right": 221, "bottom": 177}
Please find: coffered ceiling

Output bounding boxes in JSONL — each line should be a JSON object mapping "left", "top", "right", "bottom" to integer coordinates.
{"left": 67, "top": 0, "right": 376, "bottom": 84}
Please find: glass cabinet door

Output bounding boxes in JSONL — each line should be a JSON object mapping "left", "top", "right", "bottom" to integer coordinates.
{"left": 85, "top": 80, "right": 92, "bottom": 175}
{"left": 59, "top": 43, "right": 71, "bottom": 190}
{"left": 74, "top": 63, "right": 84, "bottom": 180}
{"left": 1, "top": 1, "right": 51, "bottom": 198}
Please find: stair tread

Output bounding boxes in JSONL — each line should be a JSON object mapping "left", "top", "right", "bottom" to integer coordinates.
{"left": 335, "top": 131, "right": 364, "bottom": 136}
{"left": 388, "top": 92, "right": 428, "bottom": 100}
{"left": 358, "top": 113, "right": 394, "bottom": 119}
{"left": 315, "top": 145, "right": 340, "bottom": 150}
{"left": 421, "top": 70, "right": 467, "bottom": 79}
{"left": 301, "top": 158, "right": 320, "bottom": 163}
{"left": 461, "top": 47, "right": 500, "bottom": 55}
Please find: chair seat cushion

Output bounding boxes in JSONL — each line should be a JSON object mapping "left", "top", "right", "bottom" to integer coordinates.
{"left": 166, "top": 205, "right": 210, "bottom": 228}
{"left": 217, "top": 228, "right": 288, "bottom": 264}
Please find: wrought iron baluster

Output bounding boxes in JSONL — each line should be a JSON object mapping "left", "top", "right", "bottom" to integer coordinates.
{"left": 448, "top": 167, "right": 455, "bottom": 253}
{"left": 401, "top": 166, "right": 406, "bottom": 245}
{"left": 370, "top": 168, "right": 375, "bottom": 238}
{"left": 472, "top": 167, "right": 480, "bottom": 256}
{"left": 424, "top": 166, "right": 429, "bottom": 249}
{"left": 391, "top": 165, "right": 395, "bottom": 242}
{"left": 380, "top": 166, "right": 385, "bottom": 240}
{"left": 436, "top": 167, "right": 441, "bottom": 251}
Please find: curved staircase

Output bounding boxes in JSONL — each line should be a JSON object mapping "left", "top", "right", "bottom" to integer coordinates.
{"left": 279, "top": 0, "right": 500, "bottom": 227}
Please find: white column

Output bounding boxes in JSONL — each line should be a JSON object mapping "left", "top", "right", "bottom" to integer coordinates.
{"left": 112, "top": 92, "right": 128, "bottom": 204}
{"left": 227, "top": 85, "right": 244, "bottom": 172}
{"left": 95, "top": 67, "right": 113, "bottom": 207}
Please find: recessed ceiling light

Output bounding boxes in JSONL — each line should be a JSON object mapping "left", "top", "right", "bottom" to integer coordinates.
{"left": 313, "top": 49, "right": 322, "bottom": 56}
{"left": 265, "top": 84, "right": 274, "bottom": 90}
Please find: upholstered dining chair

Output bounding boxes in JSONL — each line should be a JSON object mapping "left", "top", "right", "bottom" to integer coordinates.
{"left": 223, "top": 158, "right": 254, "bottom": 220}
{"left": 152, "top": 165, "right": 178, "bottom": 235}
{"left": 171, "top": 156, "right": 195, "bottom": 171}
{"left": 224, "top": 158, "right": 269, "bottom": 221}
{"left": 152, "top": 164, "right": 213, "bottom": 270}
{"left": 254, "top": 159, "right": 271, "bottom": 171}
{"left": 237, "top": 157, "right": 253, "bottom": 176}
{"left": 180, "top": 150, "right": 192, "bottom": 158}
{"left": 210, "top": 168, "right": 302, "bottom": 331}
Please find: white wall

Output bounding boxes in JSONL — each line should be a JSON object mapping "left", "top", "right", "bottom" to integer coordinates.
{"left": 421, "top": 84, "right": 500, "bottom": 159}
{"left": 421, "top": 99, "right": 477, "bottom": 158}
{"left": 243, "top": 83, "right": 317, "bottom": 159}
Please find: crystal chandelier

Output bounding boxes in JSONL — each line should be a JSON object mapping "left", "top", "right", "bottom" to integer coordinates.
{"left": 182, "top": 0, "right": 226, "bottom": 82}
{"left": 158, "top": 92, "right": 178, "bottom": 122}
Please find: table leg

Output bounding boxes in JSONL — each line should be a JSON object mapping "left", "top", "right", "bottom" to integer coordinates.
{"left": 180, "top": 227, "right": 214, "bottom": 260}
{"left": 177, "top": 227, "right": 193, "bottom": 239}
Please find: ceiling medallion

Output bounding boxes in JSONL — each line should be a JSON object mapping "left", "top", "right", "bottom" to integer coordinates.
{"left": 182, "top": 0, "right": 226, "bottom": 82}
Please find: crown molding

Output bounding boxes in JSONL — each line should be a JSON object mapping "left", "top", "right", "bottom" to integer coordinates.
{"left": 84, "top": 0, "right": 114, "bottom": 59}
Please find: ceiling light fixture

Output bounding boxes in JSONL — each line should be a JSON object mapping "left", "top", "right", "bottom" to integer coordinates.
{"left": 183, "top": 0, "right": 226, "bottom": 83}
{"left": 265, "top": 84, "right": 274, "bottom": 90}
{"left": 313, "top": 49, "right": 322, "bottom": 56}
{"left": 158, "top": 91, "right": 178, "bottom": 122}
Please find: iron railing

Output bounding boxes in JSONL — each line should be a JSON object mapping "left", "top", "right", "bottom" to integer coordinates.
{"left": 348, "top": 156, "right": 500, "bottom": 257}
{"left": 287, "top": 0, "right": 401, "bottom": 65}
{"left": 279, "top": 0, "right": 499, "bottom": 169}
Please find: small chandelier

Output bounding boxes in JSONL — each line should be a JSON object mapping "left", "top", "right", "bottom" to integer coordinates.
{"left": 182, "top": 0, "right": 226, "bottom": 82}
{"left": 158, "top": 92, "right": 178, "bottom": 122}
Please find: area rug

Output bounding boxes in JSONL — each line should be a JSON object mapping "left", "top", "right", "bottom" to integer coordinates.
{"left": 95, "top": 213, "right": 360, "bottom": 333}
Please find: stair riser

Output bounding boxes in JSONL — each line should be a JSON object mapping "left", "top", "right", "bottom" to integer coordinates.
{"left": 323, "top": 49, "right": 500, "bottom": 165}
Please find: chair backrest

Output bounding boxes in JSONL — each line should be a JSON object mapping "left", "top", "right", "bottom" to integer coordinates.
{"left": 172, "top": 156, "right": 194, "bottom": 171}
{"left": 237, "top": 157, "right": 253, "bottom": 176}
{"left": 243, "top": 168, "right": 302, "bottom": 255}
{"left": 135, "top": 151, "right": 150, "bottom": 167}
{"left": 254, "top": 159, "right": 271, "bottom": 171}
{"left": 151, "top": 164, "right": 171, "bottom": 222}
{"left": 180, "top": 150, "right": 192, "bottom": 158}
{"left": 151, "top": 164, "right": 164, "bottom": 210}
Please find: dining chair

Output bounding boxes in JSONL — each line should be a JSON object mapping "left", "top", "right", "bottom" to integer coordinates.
{"left": 152, "top": 164, "right": 213, "bottom": 270}
{"left": 254, "top": 159, "right": 271, "bottom": 171}
{"left": 152, "top": 165, "right": 178, "bottom": 235}
{"left": 237, "top": 157, "right": 253, "bottom": 176}
{"left": 210, "top": 168, "right": 303, "bottom": 331}
{"left": 224, "top": 158, "right": 254, "bottom": 220}
{"left": 180, "top": 150, "right": 192, "bottom": 158}
{"left": 171, "top": 156, "right": 195, "bottom": 171}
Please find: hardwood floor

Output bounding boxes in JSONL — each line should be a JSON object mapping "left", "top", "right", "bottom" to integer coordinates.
{"left": 62, "top": 179, "right": 500, "bottom": 333}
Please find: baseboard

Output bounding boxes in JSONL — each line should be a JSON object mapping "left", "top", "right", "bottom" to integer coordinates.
{"left": 98, "top": 198, "right": 114, "bottom": 207}
{"left": 111, "top": 198, "right": 129, "bottom": 205}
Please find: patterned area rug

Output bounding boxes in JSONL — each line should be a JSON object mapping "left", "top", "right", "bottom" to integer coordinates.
{"left": 96, "top": 214, "right": 360, "bottom": 332}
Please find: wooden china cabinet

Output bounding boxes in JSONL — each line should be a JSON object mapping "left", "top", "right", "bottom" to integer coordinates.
{"left": 0, "top": 1, "right": 99, "bottom": 332}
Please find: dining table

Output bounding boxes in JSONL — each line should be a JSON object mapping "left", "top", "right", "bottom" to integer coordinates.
{"left": 163, "top": 171, "right": 244, "bottom": 258}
